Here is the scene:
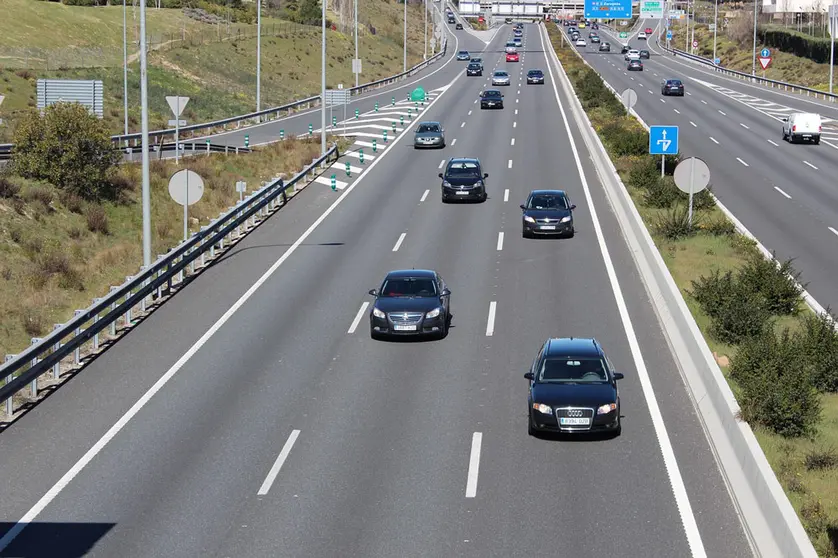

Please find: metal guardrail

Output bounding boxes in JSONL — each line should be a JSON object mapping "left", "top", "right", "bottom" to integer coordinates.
{"left": 0, "top": 142, "right": 340, "bottom": 417}
{"left": 0, "top": 37, "right": 449, "bottom": 158}
{"left": 655, "top": 38, "right": 838, "bottom": 103}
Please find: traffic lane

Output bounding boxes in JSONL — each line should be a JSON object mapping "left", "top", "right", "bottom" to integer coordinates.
{"left": 216, "top": 84, "right": 522, "bottom": 558}
{"left": 0, "top": 46, "right": 498, "bottom": 556}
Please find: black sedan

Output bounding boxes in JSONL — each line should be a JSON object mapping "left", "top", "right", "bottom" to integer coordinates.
{"left": 627, "top": 59, "right": 643, "bottom": 71}
{"left": 661, "top": 78, "right": 685, "bottom": 96}
{"left": 369, "top": 270, "right": 451, "bottom": 339}
{"left": 526, "top": 69, "right": 544, "bottom": 84}
{"left": 621, "top": 44, "right": 630, "bottom": 54}
{"left": 455, "top": 22, "right": 463, "bottom": 29}
{"left": 525, "top": 338, "right": 623, "bottom": 436}
{"left": 467, "top": 62, "right": 483, "bottom": 76}
{"left": 521, "top": 189, "right": 575, "bottom": 238}
{"left": 440, "top": 157, "right": 488, "bottom": 202}
{"left": 480, "top": 89, "right": 504, "bottom": 109}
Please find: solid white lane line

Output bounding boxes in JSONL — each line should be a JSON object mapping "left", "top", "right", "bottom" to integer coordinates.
{"left": 767, "top": 139, "right": 779, "bottom": 146}
{"left": 673, "top": 109, "right": 681, "bottom": 114}
{"left": 511, "top": 138, "right": 515, "bottom": 146}
{"left": 690, "top": 121, "right": 697, "bottom": 127}
{"left": 451, "top": 138, "right": 457, "bottom": 145}
{"left": 538, "top": 22, "right": 707, "bottom": 557}
{"left": 700, "top": 99, "right": 707, "bottom": 105}
{"left": 497, "top": 232, "right": 504, "bottom": 251}
{"left": 485, "top": 301, "right": 497, "bottom": 336}
{"left": 739, "top": 123, "right": 749, "bottom": 129}
{"left": 718, "top": 110, "right": 726, "bottom": 116}
{"left": 392, "top": 232, "right": 406, "bottom": 252}
{"left": 439, "top": 159, "right": 446, "bottom": 169}
{"left": 465, "top": 432, "right": 483, "bottom": 498}
{"left": 257, "top": 430, "right": 300, "bottom": 495}
{"left": 513, "top": 121, "right": 517, "bottom": 128}
{"left": 829, "top": 226, "right": 838, "bottom": 237}
{"left": 461, "top": 122, "right": 466, "bottom": 128}
{"left": 774, "top": 186, "right": 792, "bottom": 199}
{"left": 709, "top": 137, "right": 719, "bottom": 144}
{"left": 508, "top": 159, "right": 513, "bottom": 168}
{"left": 504, "top": 188, "right": 509, "bottom": 202}
{"left": 420, "top": 189, "right": 429, "bottom": 202}
{"left": 804, "top": 160, "right": 818, "bottom": 170}
{"left": 347, "top": 302, "right": 370, "bottom": 334}
{"left": 736, "top": 157, "right": 749, "bottom": 167}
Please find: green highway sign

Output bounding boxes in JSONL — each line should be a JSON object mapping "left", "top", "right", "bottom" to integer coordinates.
{"left": 620, "top": 32, "right": 628, "bottom": 38}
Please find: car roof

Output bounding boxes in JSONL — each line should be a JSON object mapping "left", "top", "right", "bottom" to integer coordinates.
{"left": 544, "top": 338, "right": 603, "bottom": 358}
{"left": 528, "top": 189, "right": 567, "bottom": 197}
{"left": 385, "top": 269, "right": 436, "bottom": 279}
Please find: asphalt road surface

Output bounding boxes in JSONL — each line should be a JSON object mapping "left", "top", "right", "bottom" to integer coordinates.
{"left": 0, "top": 21, "right": 752, "bottom": 558}
{"left": 570, "top": 20, "right": 838, "bottom": 318}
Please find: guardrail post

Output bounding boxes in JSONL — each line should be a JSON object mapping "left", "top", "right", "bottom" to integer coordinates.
{"left": 73, "top": 310, "right": 84, "bottom": 364}
{"left": 139, "top": 266, "right": 149, "bottom": 312}
{"left": 92, "top": 301, "right": 103, "bottom": 350}
{"left": 125, "top": 276, "right": 135, "bottom": 325}
{"left": 52, "top": 324, "right": 62, "bottom": 379}
{"left": 4, "top": 355, "right": 16, "bottom": 417}
{"left": 109, "top": 287, "right": 119, "bottom": 336}
{"left": 30, "top": 338, "right": 43, "bottom": 398}
{"left": 200, "top": 226, "right": 209, "bottom": 267}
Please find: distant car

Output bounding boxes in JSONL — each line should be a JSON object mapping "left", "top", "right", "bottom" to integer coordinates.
{"left": 513, "top": 37, "right": 522, "bottom": 47}
{"left": 526, "top": 68, "right": 545, "bottom": 84}
{"left": 575, "top": 38, "right": 587, "bottom": 47}
{"left": 639, "top": 49, "right": 650, "bottom": 59}
{"left": 621, "top": 44, "right": 630, "bottom": 54}
{"left": 368, "top": 269, "right": 451, "bottom": 340}
{"left": 627, "top": 59, "right": 643, "bottom": 71}
{"left": 645, "top": 26, "right": 653, "bottom": 34}
{"left": 448, "top": 15, "right": 455, "bottom": 23}
{"left": 625, "top": 49, "right": 640, "bottom": 60}
{"left": 492, "top": 70, "right": 511, "bottom": 85}
{"left": 525, "top": 337, "right": 623, "bottom": 436}
{"left": 506, "top": 52, "right": 520, "bottom": 62}
{"left": 638, "top": 31, "right": 647, "bottom": 40}
{"left": 480, "top": 89, "right": 504, "bottom": 109}
{"left": 521, "top": 189, "right": 575, "bottom": 238}
{"left": 514, "top": 28, "right": 523, "bottom": 37}
{"left": 661, "top": 78, "right": 685, "bottom": 96}
{"left": 470, "top": 56, "right": 483, "bottom": 64}
{"left": 414, "top": 121, "right": 445, "bottom": 149}
{"left": 590, "top": 35, "right": 601, "bottom": 43}
{"left": 457, "top": 50, "right": 470, "bottom": 61}
{"left": 599, "top": 42, "right": 611, "bottom": 52}
{"left": 439, "top": 157, "right": 488, "bottom": 202}
{"left": 783, "top": 112, "right": 822, "bottom": 144}
{"left": 506, "top": 42, "right": 517, "bottom": 53}
{"left": 467, "top": 62, "right": 483, "bottom": 76}
{"left": 591, "top": 22, "right": 599, "bottom": 30}
{"left": 455, "top": 22, "right": 463, "bottom": 29}
{"left": 578, "top": 21, "right": 586, "bottom": 28}
{"left": 516, "top": 22, "right": 524, "bottom": 29}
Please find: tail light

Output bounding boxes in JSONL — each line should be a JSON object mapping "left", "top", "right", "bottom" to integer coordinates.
{"left": 792, "top": 125, "right": 797, "bottom": 132}
{"left": 819, "top": 126, "right": 822, "bottom": 132}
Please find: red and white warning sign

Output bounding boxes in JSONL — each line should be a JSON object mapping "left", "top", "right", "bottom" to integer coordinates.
{"left": 758, "top": 56, "right": 772, "bottom": 70}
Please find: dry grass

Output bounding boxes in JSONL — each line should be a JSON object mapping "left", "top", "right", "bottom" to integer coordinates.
{"left": 0, "top": 137, "right": 330, "bottom": 358}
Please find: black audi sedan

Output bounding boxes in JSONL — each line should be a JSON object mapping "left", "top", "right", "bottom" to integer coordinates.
{"left": 661, "top": 78, "right": 685, "bottom": 96}
{"left": 521, "top": 189, "right": 575, "bottom": 238}
{"left": 480, "top": 89, "right": 504, "bottom": 109}
{"left": 440, "top": 158, "right": 488, "bottom": 202}
{"left": 525, "top": 338, "right": 623, "bottom": 436}
{"left": 369, "top": 270, "right": 451, "bottom": 339}
{"left": 526, "top": 69, "right": 544, "bottom": 84}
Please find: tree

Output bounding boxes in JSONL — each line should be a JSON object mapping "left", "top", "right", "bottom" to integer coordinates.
{"left": 295, "top": 0, "right": 321, "bottom": 24}
{"left": 12, "top": 103, "right": 122, "bottom": 201}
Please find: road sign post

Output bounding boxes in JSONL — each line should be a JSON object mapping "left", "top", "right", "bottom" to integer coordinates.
{"left": 166, "top": 96, "right": 190, "bottom": 164}
{"left": 649, "top": 125, "right": 679, "bottom": 177}
{"left": 168, "top": 169, "right": 205, "bottom": 240}
{"left": 674, "top": 157, "right": 711, "bottom": 228}
{"left": 205, "top": 138, "right": 211, "bottom": 155}
{"left": 359, "top": 149, "right": 364, "bottom": 164}
{"left": 758, "top": 48, "right": 772, "bottom": 74}
{"left": 235, "top": 180, "right": 246, "bottom": 202}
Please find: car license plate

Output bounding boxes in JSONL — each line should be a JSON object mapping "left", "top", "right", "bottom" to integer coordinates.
{"left": 393, "top": 325, "right": 417, "bottom": 331}
{"left": 541, "top": 225, "right": 556, "bottom": 230}
{"left": 456, "top": 191, "right": 469, "bottom": 195}
{"left": 560, "top": 417, "right": 591, "bottom": 426}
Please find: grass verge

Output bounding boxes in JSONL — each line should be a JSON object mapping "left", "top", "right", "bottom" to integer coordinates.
{"left": 547, "top": 22, "right": 838, "bottom": 556}
{"left": 0, "top": 136, "right": 350, "bottom": 359}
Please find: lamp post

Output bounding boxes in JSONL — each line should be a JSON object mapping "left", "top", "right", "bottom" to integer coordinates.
{"left": 751, "top": 0, "right": 758, "bottom": 75}
{"left": 122, "top": 0, "right": 128, "bottom": 136}
{"left": 139, "top": 0, "right": 151, "bottom": 267}
{"left": 404, "top": 0, "right": 408, "bottom": 72}
{"left": 257, "top": 0, "right": 262, "bottom": 113}
{"left": 713, "top": 0, "right": 718, "bottom": 63}
{"left": 830, "top": 0, "right": 835, "bottom": 94}
{"left": 321, "top": 0, "right": 327, "bottom": 155}
{"left": 424, "top": 0, "right": 428, "bottom": 60}
{"left": 355, "top": 0, "right": 359, "bottom": 88}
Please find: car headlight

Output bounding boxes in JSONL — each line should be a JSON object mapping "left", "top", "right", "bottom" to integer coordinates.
{"left": 373, "top": 307, "right": 386, "bottom": 319}
{"left": 425, "top": 307, "right": 441, "bottom": 319}
{"left": 560, "top": 216, "right": 571, "bottom": 223}
{"left": 597, "top": 403, "right": 617, "bottom": 415}
{"left": 475, "top": 180, "right": 483, "bottom": 187}
{"left": 532, "top": 403, "right": 552, "bottom": 414}
{"left": 523, "top": 215, "right": 536, "bottom": 223}
{"left": 442, "top": 180, "right": 450, "bottom": 187}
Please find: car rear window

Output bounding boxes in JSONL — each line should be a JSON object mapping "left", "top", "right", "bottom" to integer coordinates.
{"left": 528, "top": 70, "right": 543, "bottom": 76}
{"left": 668, "top": 80, "right": 682, "bottom": 85}
{"left": 494, "top": 71, "right": 508, "bottom": 76}
{"left": 540, "top": 358, "right": 608, "bottom": 383}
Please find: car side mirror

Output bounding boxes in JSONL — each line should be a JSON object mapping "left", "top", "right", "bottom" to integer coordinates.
{"left": 570, "top": 204, "right": 577, "bottom": 210}
{"left": 524, "top": 372, "right": 534, "bottom": 380}
{"left": 438, "top": 172, "right": 444, "bottom": 178}
{"left": 613, "top": 372, "right": 624, "bottom": 381}
{"left": 368, "top": 289, "right": 378, "bottom": 296}
{"left": 483, "top": 172, "right": 489, "bottom": 179}
{"left": 441, "top": 288, "right": 451, "bottom": 296}
{"left": 520, "top": 204, "right": 527, "bottom": 210}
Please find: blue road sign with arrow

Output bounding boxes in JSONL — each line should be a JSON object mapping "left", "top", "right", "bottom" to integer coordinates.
{"left": 760, "top": 48, "right": 771, "bottom": 58}
{"left": 649, "top": 125, "right": 679, "bottom": 155}
{"left": 666, "top": 30, "right": 672, "bottom": 40}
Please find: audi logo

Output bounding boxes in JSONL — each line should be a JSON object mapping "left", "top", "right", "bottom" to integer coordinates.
{"left": 567, "top": 409, "right": 583, "bottom": 417}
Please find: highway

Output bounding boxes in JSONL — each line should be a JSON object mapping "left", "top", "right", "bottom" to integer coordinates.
{"left": 569, "top": 20, "right": 838, "bottom": 315}
{"left": 0, "top": 21, "right": 751, "bottom": 557}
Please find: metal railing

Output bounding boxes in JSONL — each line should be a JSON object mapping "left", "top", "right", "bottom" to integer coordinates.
{"left": 0, "top": 142, "right": 340, "bottom": 417}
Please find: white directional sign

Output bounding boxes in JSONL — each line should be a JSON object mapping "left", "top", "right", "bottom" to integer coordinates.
{"left": 166, "top": 96, "right": 190, "bottom": 117}
{"left": 169, "top": 169, "right": 205, "bottom": 241}
{"left": 352, "top": 58, "right": 362, "bottom": 74}
{"left": 640, "top": 0, "right": 663, "bottom": 19}
{"left": 168, "top": 119, "right": 187, "bottom": 127}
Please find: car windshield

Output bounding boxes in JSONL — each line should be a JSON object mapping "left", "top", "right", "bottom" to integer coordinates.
{"left": 459, "top": 51, "right": 469, "bottom": 56}
{"left": 381, "top": 277, "right": 437, "bottom": 298}
{"left": 417, "top": 124, "right": 440, "bottom": 133}
{"left": 507, "top": 42, "right": 515, "bottom": 47}
{"left": 539, "top": 358, "right": 609, "bottom": 383}
{"left": 528, "top": 71, "right": 542, "bottom": 76}
{"left": 447, "top": 161, "right": 480, "bottom": 175}
{"left": 527, "top": 194, "right": 568, "bottom": 210}
{"left": 484, "top": 91, "right": 501, "bottom": 98}
{"left": 494, "top": 72, "right": 508, "bottom": 77}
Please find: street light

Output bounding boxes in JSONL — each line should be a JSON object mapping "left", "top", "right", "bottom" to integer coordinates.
{"left": 321, "top": 0, "right": 327, "bottom": 155}
{"left": 830, "top": 0, "right": 836, "bottom": 95}
{"left": 404, "top": 0, "right": 408, "bottom": 72}
{"left": 139, "top": 0, "right": 151, "bottom": 267}
{"left": 355, "top": 0, "right": 359, "bottom": 88}
{"left": 751, "top": 0, "right": 758, "bottom": 75}
{"left": 424, "top": 0, "right": 428, "bottom": 60}
{"left": 257, "top": 0, "right": 262, "bottom": 113}
{"left": 123, "top": 0, "right": 128, "bottom": 136}
{"left": 712, "top": 0, "right": 718, "bottom": 63}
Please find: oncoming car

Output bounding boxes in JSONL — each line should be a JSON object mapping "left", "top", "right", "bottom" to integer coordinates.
{"left": 467, "top": 62, "right": 483, "bottom": 76}
{"left": 492, "top": 70, "right": 511, "bottom": 86}
{"left": 506, "top": 51, "right": 520, "bottom": 62}
{"left": 625, "top": 49, "right": 640, "bottom": 61}
{"left": 505, "top": 42, "right": 517, "bottom": 53}
{"left": 368, "top": 270, "right": 451, "bottom": 339}
{"left": 638, "top": 31, "right": 647, "bottom": 40}
{"left": 526, "top": 69, "right": 544, "bottom": 84}
{"left": 525, "top": 337, "right": 624, "bottom": 436}
{"left": 439, "top": 157, "right": 488, "bottom": 202}
{"left": 480, "top": 89, "right": 504, "bottom": 109}
{"left": 639, "top": 49, "right": 650, "bottom": 59}
{"left": 575, "top": 38, "right": 587, "bottom": 47}
{"left": 455, "top": 22, "right": 463, "bottom": 29}
{"left": 457, "top": 50, "right": 471, "bottom": 61}
{"left": 599, "top": 42, "right": 611, "bottom": 52}
{"left": 520, "top": 189, "right": 575, "bottom": 238}
{"left": 413, "top": 121, "right": 445, "bottom": 149}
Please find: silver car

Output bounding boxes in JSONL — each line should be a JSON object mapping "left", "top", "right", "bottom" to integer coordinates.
{"left": 414, "top": 121, "right": 445, "bottom": 149}
{"left": 492, "top": 70, "right": 511, "bottom": 86}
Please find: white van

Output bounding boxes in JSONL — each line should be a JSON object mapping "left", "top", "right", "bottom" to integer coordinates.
{"left": 625, "top": 49, "right": 640, "bottom": 61}
{"left": 782, "top": 112, "right": 822, "bottom": 144}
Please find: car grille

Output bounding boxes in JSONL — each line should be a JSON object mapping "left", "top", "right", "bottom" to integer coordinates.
{"left": 388, "top": 312, "right": 424, "bottom": 324}
{"left": 536, "top": 217, "right": 564, "bottom": 224}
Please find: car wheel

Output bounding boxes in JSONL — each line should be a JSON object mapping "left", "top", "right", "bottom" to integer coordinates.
{"left": 814, "top": 137, "right": 821, "bottom": 145}
{"left": 441, "top": 192, "right": 448, "bottom": 203}
{"left": 566, "top": 228, "right": 575, "bottom": 239}
{"left": 370, "top": 329, "right": 382, "bottom": 340}
{"left": 481, "top": 192, "right": 488, "bottom": 202}
{"left": 528, "top": 415, "right": 536, "bottom": 436}
{"left": 523, "top": 229, "right": 531, "bottom": 239}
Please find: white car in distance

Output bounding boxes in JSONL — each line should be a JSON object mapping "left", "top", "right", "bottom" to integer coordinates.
{"left": 576, "top": 38, "right": 587, "bottom": 47}
{"left": 638, "top": 31, "right": 647, "bottom": 39}
{"left": 625, "top": 49, "right": 640, "bottom": 61}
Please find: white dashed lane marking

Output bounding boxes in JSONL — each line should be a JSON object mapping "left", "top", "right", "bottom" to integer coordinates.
{"left": 420, "top": 189, "right": 429, "bottom": 202}
{"left": 804, "top": 161, "right": 818, "bottom": 170}
{"left": 736, "top": 157, "right": 749, "bottom": 167}
{"left": 709, "top": 137, "right": 719, "bottom": 144}
{"left": 392, "top": 233, "right": 406, "bottom": 252}
{"left": 774, "top": 186, "right": 792, "bottom": 199}
{"left": 504, "top": 189, "right": 509, "bottom": 202}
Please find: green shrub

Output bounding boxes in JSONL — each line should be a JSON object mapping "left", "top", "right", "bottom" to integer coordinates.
{"left": 730, "top": 328, "right": 822, "bottom": 437}
{"left": 0, "top": 176, "right": 20, "bottom": 198}
{"left": 702, "top": 217, "right": 736, "bottom": 236}
{"left": 737, "top": 252, "right": 804, "bottom": 315}
{"left": 797, "top": 310, "right": 838, "bottom": 392}
{"left": 603, "top": 125, "right": 648, "bottom": 157}
{"left": 12, "top": 104, "right": 122, "bottom": 201}
{"left": 86, "top": 204, "right": 109, "bottom": 234}
{"left": 627, "top": 157, "right": 660, "bottom": 189}
{"left": 652, "top": 204, "right": 700, "bottom": 240}
{"left": 804, "top": 446, "right": 838, "bottom": 471}
{"left": 576, "top": 69, "right": 619, "bottom": 111}
{"left": 690, "top": 270, "right": 772, "bottom": 343}
{"left": 691, "top": 187, "right": 716, "bottom": 210}
{"left": 643, "top": 176, "right": 680, "bottom": 208}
